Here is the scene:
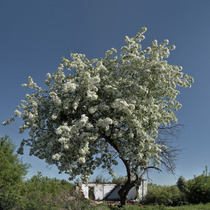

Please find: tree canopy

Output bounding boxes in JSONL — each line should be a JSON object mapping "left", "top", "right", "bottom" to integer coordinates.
{"left": 3, "top": 27, "right": 193, "bottom": 205}
{"left": 0, "top": 136, "right": 30, "bottom": 209}
{"left": 176, "top": 176, "right": 186, "bottom": 192}
{"left": 0, "top": 136, "right": 29, "bottom": 189}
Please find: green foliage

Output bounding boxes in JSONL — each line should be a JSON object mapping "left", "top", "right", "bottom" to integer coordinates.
{"left": 162, "top": 203, "right": 210, "bottom": 210}
{"left": 25, "top": 171, "right": 74, "bottom": 196}
{"left": 203, "top": 165, "right": 208, "bottom": 177}
{"left": 91, "top": 174, "right": 109, "bottom": 183}
{"left": 0, "top": 186, "right": 22, "bottom": 210}
{"left": 109, "top": 203, "right": 210, "bottom": 210}
{"left": 0, "top": 153, "right": 76, "bottom": 210}
{"left": 141, "top": 184, "right": 184, "bottom": 206}
{"left": 176, "top": 176, "right": 186, "bottom": 192}
{"left": 21, "top": 171, "right": 75, "bottom": 208}
{"left": 184, "top": 174, "right": 210, "bottom": 204}
{"left": 0, "top": 136, "right": 30, "bottom": 187}
{"left": 0, "top": 135, "right": 30, "bottom": 209}
{"left": 112, "top": 176, "right": 127, "bottom": 185}
{"left": 1, "top": 135, "right": 209, "bottom": 208}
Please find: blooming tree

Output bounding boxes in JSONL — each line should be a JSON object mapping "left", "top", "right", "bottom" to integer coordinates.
{"left": 3, "top": 27, "right": 193, "bottom": 205}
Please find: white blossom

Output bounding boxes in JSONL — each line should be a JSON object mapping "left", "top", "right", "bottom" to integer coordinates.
{"left": 63, "top": 81, "right": 77, "bottom": 92}
{"left": 58, "top": 137, "right": 68, "bottom": 144}
{"left": 152, "top": 39, "right": 158, "bottom": 46}
{"left": 78, "top": 157, "right": 86, "bottom": 164}
{"left": 64, "top": 144, "right": 69, "bottom": 150}
{"left": 3, "top": 27, "right": 193, "bottom": 183}
{"left": 73, "top": 102, "right": 79, "bottom": 110}
{"left": 14, "top": 110, "right": 21, "bottom": 117}
{"left": 51, "top": 114, "right": 58, "bottom": 120}
{"left": 52, "top": 153, "right": 62, "bottom": 160}
{"left": 163, "top": 39, "right": 169, "bottom": 45}
{"left": 91, "top": 75, "right": 101, "bottom": 84}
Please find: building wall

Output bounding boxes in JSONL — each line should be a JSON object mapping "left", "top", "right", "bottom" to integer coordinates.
{"left": 80, "top": 183, "right": 89, "bottom": 199}
{"left": 80, "top": 179, "right": 147, "bottom": 201}
{"left": 106, "top": 185, "right": 121, "bottom": 200}
{"left": 81, "top": 183, "right": 118, "bottom": 200}
{"left": 141, "top": 179, "right": 148, "bottom": 199}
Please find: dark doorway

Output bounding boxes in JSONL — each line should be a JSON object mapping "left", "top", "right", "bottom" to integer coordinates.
{"left": 88, "top": 186, "right": 95, "bottom": 200}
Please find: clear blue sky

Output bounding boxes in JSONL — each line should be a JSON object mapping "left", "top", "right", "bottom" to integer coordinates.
{"left": 1, "top": 0, "right": 210, "bottom": 185}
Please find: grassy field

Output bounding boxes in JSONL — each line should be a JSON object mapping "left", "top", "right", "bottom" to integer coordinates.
{"left": 63, "top": 202, "right": 210, "bottom": 210}
{"left": 118, "top": 203, "right": 210, "bottom": 210}
{"left": 87, "top": 203, "right": 210, "bottom": 210}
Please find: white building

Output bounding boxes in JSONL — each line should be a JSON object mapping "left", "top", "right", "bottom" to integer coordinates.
{"left": 80, "top": 179, "right": 147, "bottom": 201}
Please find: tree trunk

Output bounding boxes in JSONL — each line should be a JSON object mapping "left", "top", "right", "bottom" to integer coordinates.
{"left": 104, "top": 136, "right": 140, "bottom": 206}
{"left": 118, "top": 180, "right": 135, "bottom": 206}
{"left": 119, "top": 193, "right": 127, "bottom": 206}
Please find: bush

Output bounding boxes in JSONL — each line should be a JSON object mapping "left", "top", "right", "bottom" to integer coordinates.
{"left": 141, "top": 184, "right": 184, "bottom": 206}
{"left": 176, "top": 176, "right": 186, "bottom": 192}
{"left": 0, "top": 136, "right": 30, "bottom": 209}
{"left": 184, "top": 174, "right": 210, "bottom": 204}
{"left": 0, "top": 170, "right": 75, "bottom": 209}
{"left": 21, "top": 172, "right": 75, "bottom": 207}
{"left": 91, "top": 174, "right": 109, "bottom": 183}
{"left": 112, "top": 176, "right": 127, "bottom": 185}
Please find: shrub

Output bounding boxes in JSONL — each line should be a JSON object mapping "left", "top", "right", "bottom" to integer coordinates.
{"left": 141, "top": 184, "right": 184, "bottom": 206}
{"left": 176, "top": 176, "right": 186, "bottom": 192}
{"left": 91, "top": 174, "right": 109, "bottom": 183}
{"left": 0, "top": 136, "right": 30, "bottom": 209}
{"left": 184, "top": 174, "right": 210, "bottom": 204}
{"left": 112, "top": 176, "right": 127, "bottom": 185}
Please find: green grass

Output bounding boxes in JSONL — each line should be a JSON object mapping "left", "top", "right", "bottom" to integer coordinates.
{"left": 99, "top": 203, "right": 210, "bottom": 210}
{"left": 164, "top": 203, "right": 210, "bottom": 210}
{"left": 121, "top": 203, "right": 210, "bottom": 210}
{"left": 11, "top": 199, "right": 210, "bottom": 209}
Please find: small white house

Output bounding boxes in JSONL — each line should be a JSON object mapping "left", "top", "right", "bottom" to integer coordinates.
{"left": 80, "top": 179, "right": 147, "bottom": 201}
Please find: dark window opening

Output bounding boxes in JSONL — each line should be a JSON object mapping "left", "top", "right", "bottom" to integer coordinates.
{"left": 89, "top": 186, "right": 95, "bottom": 200}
